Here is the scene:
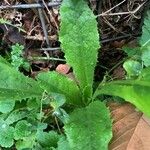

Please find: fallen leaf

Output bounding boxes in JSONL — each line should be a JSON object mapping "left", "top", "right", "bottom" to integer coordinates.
{"left": 108, "top": 102, "right": 150, "bottom": 150}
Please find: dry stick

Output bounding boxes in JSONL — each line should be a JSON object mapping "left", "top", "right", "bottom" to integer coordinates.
{"left": 103, "top": 17, "right": 128, "bottom": 36}
{"left": 28, "top": 23, "right": 39, "bottom": 35}
{"left": 97, "top": 2, "right": 146, "bottom": 17}
{"left": 4, "top": 0, "right": 10, "bottom": 5}
{"left": 54, "top": 117, "right": 62, "bottom": 134}
{"left": 29, "top": 57, "right": 65, "bottom": 61}
{"left": 42, "top": 0, "right": 59, "bottom": 29}
{"left": 36, "top": 0, "right": 52, "bottom": 59}
{"left": 25, "top": 35, "right": 57, "bottom": 41}
{"left": 101, "top": 0, "right": 127, "bottom": 35}
{"left": 102, "top": 17, "right": 120, "bottom": 33}
{"left": 103, "top": 0, "right": 126, "bottom": 14}
{"left": 38, "top": 47, "right": 61, "bottom": 51}
{"left": 101, "top": 33, "right": 140, "bottom": 43}
{"left": 28, "top": 33, "right": 140, "bottom": 52}
{"left": 0, "top": 2, "right": 61, "bottom": 9}
{"left": 37, "top": 8, "right": 50, "bottom": 47}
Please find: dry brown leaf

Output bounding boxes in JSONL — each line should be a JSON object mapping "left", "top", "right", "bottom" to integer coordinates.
{"left": 108, "top": 102, "right": 150, "bottom": 150}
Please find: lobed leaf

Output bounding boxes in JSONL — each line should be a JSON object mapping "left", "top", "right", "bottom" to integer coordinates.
{"left": 59, "top": 0, "right": 100, "bottom": 100}
{"left": 123, "top": 60, "right": 142, "bottom": 77}
{"left": 0, "top": 120, "right": 14, "bottom": 148}
{"left": 11, "top": 43, "right": 24, "bottom": 70}
{"left": 64, "top": 101, "right": 112, "bottom": 150}
{"left": 14, "top": 120, "right": 32, "bottom": 140}
{"left": 16, "top": 133, "right": 36, "bottom": 150}
{"left": 5, "top": 109, "right": 30, "bottom": 125}
{"left": 27, "top": 98, "right": 40, "bottom": 110}
{"left": 36, "top": 131, "right": 60, "bottom": 148}
{"left": 57, "top": 136, "right": 70, "bottom": 150}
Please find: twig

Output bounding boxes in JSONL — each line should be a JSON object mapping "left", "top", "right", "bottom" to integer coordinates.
{"left": 42, "top": 0, "right": 59, "bottom": 29}
{"left": 102, "top": 17, "right": 120, "bottom": 33}
{"left": 97, "top": 2, "right": 145, "bottom": 17}
{"left": 26, "top": 33, "right": 140, "bottom": 51}
{"left": 25, "top": 35, "right": 57, "bottom": 41}
{"left": 29, "top": 57, "right": 66, "bottom": 62}
{"left": 54, "top": 117, "right": 62, "bottom": 134}
{"left": 0, "top": 2, "right": 61, "bottom": 10}
{"left": 36, "top": 0, "right": 50, "bottom": 48}
{"left": 101, "top": 33, "right": 140, "bottom": 43}
{"left": 103, "top": 0, "right": 126, "bottom": 14}
{"left": 4, "top": 0, "right": 10, "bottom": 5}
{"left": 28, "top": 24, "right": 39, "bottom": 35}
{"left": 38, "top": 47, "right": 61, "bottom": 51}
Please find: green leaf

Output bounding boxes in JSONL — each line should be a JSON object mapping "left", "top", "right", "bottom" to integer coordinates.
{"left": 5, "top": 109, "right": 29, "bottom": 125}
{"left": 36, "top": 131, "right": 60, "bottom": 148}
{"left": 0, "top": 99, "right": 15, "bottom": 113}
{"left": 57, "top": 136, "right": 70, "bottom": 150}
{"left": 139, "top": 67, "right": 150, "bottom": 80}
{"left": 27, "top": 98, "right": 40, "bottom": 110}
{"left": 37, "top": 71, "right": 82, "bottom": 105}
{"left": 0, "top": 120, "right": 14, "bottom": 148}
{"left": 0, "top": 56, "right": 43, "bottom": 101}
{"left": 11, "top": 43, "right": 24, "bottom": 70}
{"left": 122, "top": 46, "right": 141, "bottom": 57}
{"left": 140, "top": 10, "right": 150, "bottom": 47}
{"left": 53, "top": 108, "right": 69, "bottom": 124}
{"left": 141, "top": 47, "right": 150, "bottom": 67}
{"left": 64, "top": 101, "right": 112, "bottom": 150}
{"left": 14, "top": 120, "right": 32, "bottom": 140}
{"left": 37, "top": 122, "right": 48, "bottom": 132}
{"left": 123, "top": 60, "right": 142, "bottom": 77}
{"left": 16, "top": 133, "right": 36, "bottom": 150}
{"left": 22, "top": 61, "right": 31, "bottom": 72}
{"left": 94, "top": 78, "right": 150, "bottom": 116}
{"left": 59, "top": 0, "right": 100, "bottom": 100}
{"left": 50, "top": 93, "right": 66, "bottom": 110}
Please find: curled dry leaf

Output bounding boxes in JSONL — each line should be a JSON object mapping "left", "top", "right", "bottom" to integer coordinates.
{"left": 56, "top": 64, "right": 70, "bottom": 75}
{"left": 108, "top": 102, "right": 150, "bottom": 150}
